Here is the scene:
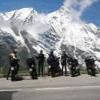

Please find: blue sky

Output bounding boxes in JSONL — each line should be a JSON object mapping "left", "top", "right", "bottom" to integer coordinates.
{"left": 81, "top": 1, "right": 100, "bottom": 26}
{"left": 0, "top": 0, "right": 64, "bottom": 13}
{"left": 0, "top": 0, "right": 99, "bottom": 26}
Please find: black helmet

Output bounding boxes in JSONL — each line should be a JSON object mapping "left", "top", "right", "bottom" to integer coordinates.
{"left": 50, "top": 51, "right": 53, "bottom": 54}
{"left": 40, "top": 50, "right": 43, "bottom": 54}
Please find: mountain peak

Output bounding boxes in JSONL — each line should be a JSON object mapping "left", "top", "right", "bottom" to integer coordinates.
{"left": 0, "top": 7, "right": 100, "bottom": 60}
{"left": 0, "top": 8, "right": 37, "bottom": 21}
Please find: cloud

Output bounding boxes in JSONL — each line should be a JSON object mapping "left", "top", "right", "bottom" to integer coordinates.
{"left": 63, "top": 0, "right": 98, "bottom": 20}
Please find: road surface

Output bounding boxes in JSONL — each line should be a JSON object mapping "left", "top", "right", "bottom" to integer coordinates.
{"left": 0, "top": 74, "right": 100, "bottom": 100}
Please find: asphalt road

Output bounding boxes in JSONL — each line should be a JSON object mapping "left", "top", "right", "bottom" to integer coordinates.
{"left": 0, "top": 74, "right": 100, "bottom": 100}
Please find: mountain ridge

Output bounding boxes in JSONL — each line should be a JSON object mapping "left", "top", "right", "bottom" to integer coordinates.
{"left": 0, "top": 7, "right": 100, "bottom": 67}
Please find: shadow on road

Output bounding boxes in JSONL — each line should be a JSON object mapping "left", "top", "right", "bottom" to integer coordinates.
{"left": 0, "top": 91, "right": 17, "bottom": 100}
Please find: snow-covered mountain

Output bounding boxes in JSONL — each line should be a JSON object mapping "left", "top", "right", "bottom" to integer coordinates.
{"left": 0, "top": 7, "right": 100, "bottom": 66}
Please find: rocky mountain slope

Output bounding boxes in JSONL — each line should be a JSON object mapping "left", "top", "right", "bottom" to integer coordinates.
{"left": 0, "top": 7, "right": 100, "bottom": 67}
